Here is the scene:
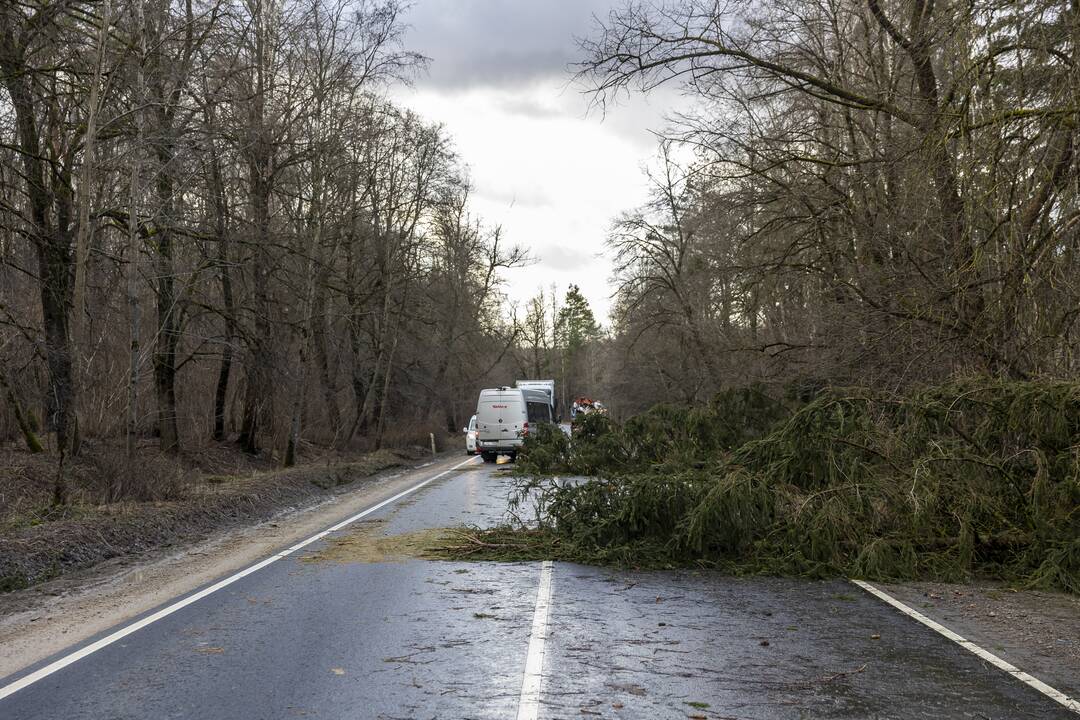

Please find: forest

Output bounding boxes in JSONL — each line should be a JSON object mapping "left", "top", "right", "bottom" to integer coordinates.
{"left": 579, "top": 0, "right": 1080, "bottom": 414}
{"left": 0, "top": 0, "right": 536, "bottom": 502}
{"left": 2, "top": 0, "right": 1078, "bottom": 591}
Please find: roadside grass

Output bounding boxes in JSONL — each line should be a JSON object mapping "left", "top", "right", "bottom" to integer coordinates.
{"left": 440, "top": 379, "right": 1080, "bottom": 595}
{"left": 0, "top": 445, "right": 420, "bottom": 592}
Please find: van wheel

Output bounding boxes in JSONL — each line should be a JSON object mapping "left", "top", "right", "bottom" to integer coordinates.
{"left": 481, "top": 452, "right": 497, "bottom": 463}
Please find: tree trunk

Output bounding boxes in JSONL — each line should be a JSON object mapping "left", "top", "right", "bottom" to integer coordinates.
{"left": 311, "top": 280, "right": 340, "bottom": 436}
{"left": 373, "top": 324, "right": 400, "bottom": 451}
{"left": 0, "top": 369, "right": 44, "bottom": 453}
{"left": 206, "top": 120, "right": 235, "bottom": 442}
{"left": 239, "top": 170, "right": 274, "bottom": 455}
{"left": 72, "top": 0, "right": 111, "bottom": 331}
{"left": 126, "top": 0, "right": 147, "bottom": 471}
{"left": 153, "top": 140, "right": 180, "bottom": 453}
{"left": 0, "top": 21, "right": 78, "bottom": 464}
{"left": 213, "top": 341, "right": 233, "bottom": 441}
{"left": 239, "top": 5, "right": 275, "bottom": 456}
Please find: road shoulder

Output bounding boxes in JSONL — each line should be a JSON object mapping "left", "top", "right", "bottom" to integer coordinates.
{"left": 0, "top": 453, "right": 468, "bottom": 680}
{"left": 876, "top": 579, "right": 1080, "bottom": 702}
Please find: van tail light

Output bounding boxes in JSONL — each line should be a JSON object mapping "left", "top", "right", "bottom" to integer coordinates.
{"left": 522, "top": 422, "right": 530, "bottom": 436}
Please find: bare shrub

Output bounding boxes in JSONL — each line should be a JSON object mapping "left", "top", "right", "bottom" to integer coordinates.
{"left": 80, "top": 447, "right": 193, "bottom": 504}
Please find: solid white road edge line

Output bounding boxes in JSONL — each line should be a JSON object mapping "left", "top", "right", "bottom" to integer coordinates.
{"left": 851, "top": 579, "right": 1080, "bottom": 715}
{"left": 0, "top": 455, "right": 481, "bottom": 702}
{"left": 516, "top": 560, "right": 554, "bottom": 720}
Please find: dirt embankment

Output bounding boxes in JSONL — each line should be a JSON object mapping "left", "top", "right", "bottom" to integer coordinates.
{"left": 0, "top": 444, "right": 434, "bottom": 592}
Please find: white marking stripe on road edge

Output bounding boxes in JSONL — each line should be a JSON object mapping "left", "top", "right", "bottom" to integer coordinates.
{"left": 851, "top": 579, "right": 1080, "bottom": 714}
{"left": 517, "top": 560, "right": 554, "bottom": 720}
{"left": 0, "top": 455, "right": 481, "bottom": 702}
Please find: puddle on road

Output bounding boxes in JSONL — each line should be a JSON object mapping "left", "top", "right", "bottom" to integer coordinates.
{"left": 302, "top": 519, "right": 455, "bottom": 564}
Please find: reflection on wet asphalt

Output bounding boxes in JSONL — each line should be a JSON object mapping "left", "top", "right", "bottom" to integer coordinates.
{"left": 541, "top": 568, "right": 1075, "bottom": 719}
{"left": 0, "top": 458, "right": 1073, "bottom": 720}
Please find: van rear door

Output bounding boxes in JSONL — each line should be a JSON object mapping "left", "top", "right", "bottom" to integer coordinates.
{"left": 476, "top": 390, "right": 525, "bottom": 445}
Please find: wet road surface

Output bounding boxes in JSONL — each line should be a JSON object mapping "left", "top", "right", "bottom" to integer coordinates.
{"left": 0, "top": 457, "right": 1075, "bottom": 719}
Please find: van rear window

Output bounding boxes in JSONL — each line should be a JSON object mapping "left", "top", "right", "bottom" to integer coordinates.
{"left": 527, "top": 402, "right": 550, "bottom": 424}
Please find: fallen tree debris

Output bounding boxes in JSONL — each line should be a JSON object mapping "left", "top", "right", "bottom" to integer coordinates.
{"left": 448, "top": 379, "right": 1080, "bottom": 594}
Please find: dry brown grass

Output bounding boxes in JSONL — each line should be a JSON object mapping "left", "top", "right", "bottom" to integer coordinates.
{"left": 300, "top": 518, "right": 454, "bottom": 564}
{"left": 0, "top": 441, "right": 428, "bottom": 592}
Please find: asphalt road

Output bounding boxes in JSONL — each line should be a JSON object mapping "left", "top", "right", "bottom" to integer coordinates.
{"left": 0, "top": 457, "right": 1075, "bottom": 719}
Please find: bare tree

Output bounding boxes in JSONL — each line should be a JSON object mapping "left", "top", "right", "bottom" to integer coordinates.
{"left": 0, "top": 0, "right": 530, "bottom": 500}
{"left": 583, "top": 0, "right": 1080, "bottom": 400}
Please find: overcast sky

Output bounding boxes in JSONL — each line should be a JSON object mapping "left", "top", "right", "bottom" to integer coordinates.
{"left": 391, "top": 0, "right": 684, "bottom": 325}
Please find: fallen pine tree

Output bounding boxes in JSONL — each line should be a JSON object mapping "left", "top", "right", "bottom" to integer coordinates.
{"left": 449, "top": 379, "right": 1080, "bottom": 594}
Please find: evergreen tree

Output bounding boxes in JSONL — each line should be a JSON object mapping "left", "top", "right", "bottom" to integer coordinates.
{"left": 555, "top": 285, "right": 601, "bottom": 413}
{"left": 556, "top": 285, "right": 600, "bottom": 351}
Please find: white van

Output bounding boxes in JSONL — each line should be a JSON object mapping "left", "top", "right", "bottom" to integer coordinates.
{"left": 475, "top": 387, "right": 553, "bottom": 462}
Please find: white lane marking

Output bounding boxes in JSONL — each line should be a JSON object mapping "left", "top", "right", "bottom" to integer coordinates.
{"left": 851, "top": 579, "right": 1080, "bottom": 714}
{"left": 517, "top": 560, "right": 554, "bottom": 720}
{"left": 0, "top": 455, "right": 481, "bottom": 702}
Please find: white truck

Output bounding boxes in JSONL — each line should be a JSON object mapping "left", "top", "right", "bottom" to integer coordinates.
{"left": 475, "top": 386, "right": 553, "bottom": 462}
{"left": 515, "top": 379, "right": 557, "bottom": 421}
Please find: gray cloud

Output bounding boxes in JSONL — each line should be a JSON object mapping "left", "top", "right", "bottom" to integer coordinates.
{"left": 400, "top": 1, "right": 695, "bottom": 149}
{"left": 480, "top": 183, "right": 555, "bottom": 210}
{"left": 536, "top": 242, "right": 599, "bottom": 272}
{"left": 394, "top": 0, "right": 689, "bottom": 323}
{"left": 585, "top": 85, "right": 692, "bottom": 150}
{"left": 403, "top": 0, "right": 615, "bottom": 90}
{"left": 495, "top": 94, "right": 565, "bottom": 120}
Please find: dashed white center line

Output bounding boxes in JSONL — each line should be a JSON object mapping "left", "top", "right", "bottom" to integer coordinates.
{"left": 517, "top": 559, "right": 554, "bottom": 720}
{"left": 851, "top": 579, "right": 1080, "bottom": 715}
